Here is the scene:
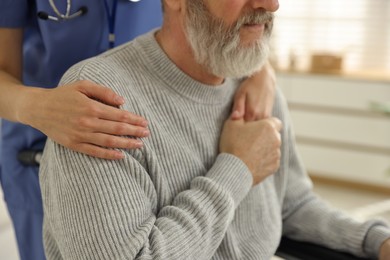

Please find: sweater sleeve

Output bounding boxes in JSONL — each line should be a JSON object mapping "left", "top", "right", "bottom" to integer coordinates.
{"left": 278, "top": 92, "right": 390, "bottom": 259}
{"left": 40, "top": 139, "right": 252, "bottom": 260}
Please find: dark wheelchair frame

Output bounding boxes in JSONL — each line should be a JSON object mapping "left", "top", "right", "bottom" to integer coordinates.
{"left": 276, "top": 236, "right": 372, "bottom": 260}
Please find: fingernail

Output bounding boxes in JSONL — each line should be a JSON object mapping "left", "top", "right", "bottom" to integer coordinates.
{"left": 115, "top": 96, "right": 125, "bottom": 104}
{"left": 140, "top": 120, "right": 148, "bottom": 127}
{"left": 115, "top": 151, "right": 125, "bottom": 159}
{"left": 135, "top": 140, "right": 143, "bottom": 148}
{"left": 231, "top": 110, "right": 240, "bottom": 119}
{"left": 142, "top": 130, "right": 150, "bottom": 136}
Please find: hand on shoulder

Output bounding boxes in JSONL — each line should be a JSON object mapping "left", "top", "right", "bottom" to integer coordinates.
{"left": 21, "top": 80, "right": 150, "bottom": 160}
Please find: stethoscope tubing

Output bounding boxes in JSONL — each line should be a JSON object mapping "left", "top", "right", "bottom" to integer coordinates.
{"left": 38, "top": 0, "right": 125, "bottom": 48}
{"left": 48, "top": 0, "right": 72, "bottom": 19}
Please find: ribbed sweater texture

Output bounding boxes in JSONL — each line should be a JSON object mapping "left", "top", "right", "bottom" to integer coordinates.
{"left": 40, "top": 30, "right": 390, "bottom": 260}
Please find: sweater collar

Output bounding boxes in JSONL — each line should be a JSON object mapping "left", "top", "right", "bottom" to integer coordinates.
{"left": 136, "top": 30, "right": 239, "bottom": 105}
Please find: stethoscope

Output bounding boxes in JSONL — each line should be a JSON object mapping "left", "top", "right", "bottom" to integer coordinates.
{"left": 37, "top": 0, "right": 142, "bottom": 48}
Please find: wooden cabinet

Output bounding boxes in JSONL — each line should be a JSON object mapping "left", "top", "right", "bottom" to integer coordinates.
{"left": 278, "top": 72, "right": 390, "bottom": 189}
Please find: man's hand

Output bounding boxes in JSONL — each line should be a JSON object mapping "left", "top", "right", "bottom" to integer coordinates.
{"left": 19, "top": 80, "right": 150, "bottom": 160}
{"left": 220, "top": 117, "right": 282, "bottom": 185}
{"left": 380, "top": 238, "right": 390, "bottom": 260}
{"left": 231, "top": 62, "right": 276, "bottom": 121}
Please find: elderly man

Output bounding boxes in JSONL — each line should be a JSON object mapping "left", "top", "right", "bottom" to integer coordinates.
{"left": 40, "top": 0, "right": 390, "bottom": 259}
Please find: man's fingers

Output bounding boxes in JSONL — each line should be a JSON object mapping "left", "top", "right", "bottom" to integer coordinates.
{"left": 231, "top": 91, "right": 246, "bottom": 120}
{"left": 77, "top": 80, "right": 125, "bottom": 106}
{"left": 267, "top": 117, "right": 283, "bottom": 132}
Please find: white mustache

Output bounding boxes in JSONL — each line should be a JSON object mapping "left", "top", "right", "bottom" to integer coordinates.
{"left": 236, "top": 12, "right": 274, "bottom": 30}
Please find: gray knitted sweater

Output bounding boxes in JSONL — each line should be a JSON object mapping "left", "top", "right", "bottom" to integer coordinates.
{"left": 40, "top": 31, "right": 390, "bottom": 260}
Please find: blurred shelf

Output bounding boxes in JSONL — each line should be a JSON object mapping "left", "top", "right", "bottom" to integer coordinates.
{"left": 277, "top": 72, "right": 390, "bottom": 189}
{"left": 276, "top": 69, "right": 390, "bottom": 84}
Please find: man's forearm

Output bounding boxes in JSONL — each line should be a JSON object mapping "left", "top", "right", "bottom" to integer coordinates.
{"left": 41, "top": 143, "right": 253, "bottom": 259}
{"left": 380, "top": 238, "right": 390, "bottom": 260}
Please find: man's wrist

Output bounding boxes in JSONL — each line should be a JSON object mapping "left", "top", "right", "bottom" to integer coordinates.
{"left": 205, "top": 153, "right": 253, "bottom": 207}
{"left": 251, "top": 61, "right": 275, "bottom": 80}
{"left": 379, "top": 238, "right": 390, "bottom": 260}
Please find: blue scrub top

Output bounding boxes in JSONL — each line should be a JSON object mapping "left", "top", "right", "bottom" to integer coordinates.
{"left": 0, "top": 0, "right": 162, "bottom": 212}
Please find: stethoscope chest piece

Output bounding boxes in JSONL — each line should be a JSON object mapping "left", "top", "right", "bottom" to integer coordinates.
{"left": 37, "top": 0, "right": 88, "bottom": 21}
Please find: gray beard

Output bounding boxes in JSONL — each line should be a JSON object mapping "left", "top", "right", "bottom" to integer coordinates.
{"left": 185, "top": 1, "right": 272, "bottom": 79}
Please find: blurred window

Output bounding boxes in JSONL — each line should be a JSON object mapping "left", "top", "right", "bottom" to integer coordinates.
{"left": 272, "top": 0, "right": 390, "bottom": 73}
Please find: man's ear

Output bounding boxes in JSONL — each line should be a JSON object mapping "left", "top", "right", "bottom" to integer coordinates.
{"left": 164, "top": 0, "right": 182, "bottom": 12}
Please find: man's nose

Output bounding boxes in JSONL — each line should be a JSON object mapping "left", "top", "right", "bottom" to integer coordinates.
{"left": 250, "top": 0, "right": 279, "bottom": 12}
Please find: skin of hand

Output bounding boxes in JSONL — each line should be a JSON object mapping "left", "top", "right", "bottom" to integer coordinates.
{"left": 219, "top": 117, "right": 282, "bottom": 185}
{"left": 231, "top": 62, "right": 276, "bottom": 121}
{"left": 18, "top": 80, "right": 150, "bottom": 160}
{"left": 380, "top": 239, "right": 390, "bottom": 260}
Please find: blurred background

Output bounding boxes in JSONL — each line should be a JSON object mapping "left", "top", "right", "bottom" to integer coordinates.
{"left": 272, "top": 2, "right": 390, "bottom": 254}
{"left": 272, "top": 0, "right": 390, "bottom": 193}
{"left": 272, "top": 0, "right": 390, "bottom": 74}
{"left": 1, "top": 0, "right": 390, "bottom": 259}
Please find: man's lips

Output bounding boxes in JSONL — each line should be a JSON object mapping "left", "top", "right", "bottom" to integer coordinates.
{"left": 242, "top": 23, "right": 265, "bottom": 33}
